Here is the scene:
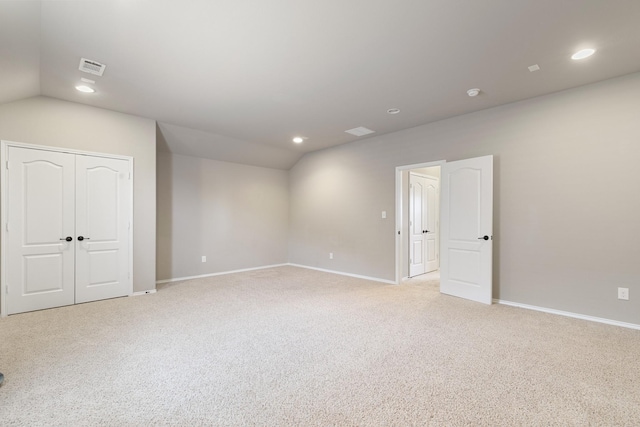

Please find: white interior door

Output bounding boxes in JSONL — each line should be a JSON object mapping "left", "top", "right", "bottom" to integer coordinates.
{"left": 75, "top": 155, "right": 131, "bottom": 304}
{"left": 409, "top": 173, "right": 426, "bottom": 277}
{"left": 3, "top": 143, "right": 132, "bottom": 315}
{"left": 423, "top": 175, "right": 439, "bottom": 273}
{"left": 440, "top": 155, "right": 493, "bottom": 304}
{"left": 6, "top": 147, "right": 76, "bottom": 314}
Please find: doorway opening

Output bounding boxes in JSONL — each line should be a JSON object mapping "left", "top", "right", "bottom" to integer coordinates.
{"left": 395, "top": 160, "right": 445, "bottom": 285}
{"left": 395, "top": 155, "right": 494, "bottom": 305}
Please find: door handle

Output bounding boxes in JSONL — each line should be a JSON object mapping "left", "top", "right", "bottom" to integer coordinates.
{"left": 60, "top": 237, "right": 73, "bottom": 242}
{"left": 478, "top": 235, "right": 489, "bottom": 241}
{"left": 77, "top": 236, "right": 90, "bottom": 241}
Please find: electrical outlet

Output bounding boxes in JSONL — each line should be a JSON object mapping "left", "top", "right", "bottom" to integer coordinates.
{"left": 201, "top": 256, "right": 207, "bottom": 263}
{"left": 618, "top": 287, "right": 629, "bottom": 300}
{"left": 381, "top": 211, "right": 387, "bottom": 219}
{"left": 329, "top": 252, "right": 333, "bottom": 259}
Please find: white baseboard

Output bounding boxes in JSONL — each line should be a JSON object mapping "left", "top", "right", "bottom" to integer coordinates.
{"left": 494, "top": 299, "right": 640, "bottom": 331}
{"left": 131, "top": 289, "right": 157, "bottom": 297}
{"left": 288, "top": 263, "right": 396, "bottom": 285}
{"left": 155, "top": 263, "right": 289, "bottom": 285}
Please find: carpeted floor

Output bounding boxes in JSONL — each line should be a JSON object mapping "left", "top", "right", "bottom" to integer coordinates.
{"left": 1, "top": 266, "right": 639, "bottom": 426}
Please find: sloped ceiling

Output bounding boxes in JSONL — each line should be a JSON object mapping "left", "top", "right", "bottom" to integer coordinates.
{"left": 2, "top": 1, "right": 640, "bottom": 169}
{"left": 0, "top": 1, "right": 40, "bottom": 105}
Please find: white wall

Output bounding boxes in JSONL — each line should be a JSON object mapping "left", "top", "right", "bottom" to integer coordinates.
{"left": 413, "top": 167, "right": 440, "bottom": 178}
{"left": 289, "top": 72, "right": 640, "bottom": 325}
{"left": 0, "top": 96, "right": 156, "bottom": 292}
{"left": 156, "top": 152, "right": 289, "bottom": 281}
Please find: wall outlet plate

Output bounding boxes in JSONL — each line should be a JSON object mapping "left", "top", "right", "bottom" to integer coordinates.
{"left": 201, "top": 256, "right": 207, "bottom": 263}
{"left": 618, "top": 287, "right": 629, "bottom": 300}
{"left": 329, "top": 252, "right": 333, "bottom": 259}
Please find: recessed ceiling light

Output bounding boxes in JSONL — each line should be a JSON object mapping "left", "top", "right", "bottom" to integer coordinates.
{"left": 75, "top": 85, "right": 95, "bottom": 93}
{"left": 467, "top": 88, "right": 480, "bottom": 97}
{"left": 528, "top": 64, "right": 540, "bottom": 72}
{"left": 571, "top": 48, "right": 596, "bottom": 60}
{"left": 387, "top": 108, "right": 400, "bottom": 114}
{"left": 292, "top": 137, "right": 304, "bottom": 144}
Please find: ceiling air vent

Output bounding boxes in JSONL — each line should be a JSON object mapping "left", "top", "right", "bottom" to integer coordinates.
{"left": 78, "top": 58, "right": 106, "bottom": 76}
{"left": 345, "top": 127, "right": 375, "bottom": 137}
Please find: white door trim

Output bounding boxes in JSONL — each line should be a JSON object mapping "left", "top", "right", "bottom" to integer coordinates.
{"left": 1, "top": 140, "right": 134, "bottom": 317}
{"left": 395, "top": 160, "right": 446, "bottom": 284}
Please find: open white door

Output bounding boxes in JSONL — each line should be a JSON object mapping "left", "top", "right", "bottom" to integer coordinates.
{"left": 440, "top": 155, "right": 493, "bottom": 304}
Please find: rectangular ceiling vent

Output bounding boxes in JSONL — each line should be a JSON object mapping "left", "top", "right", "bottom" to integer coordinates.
{"left": 345, "top": 126, "right": 375, "bottom": 137}
{"left": 79, "top": 58, "right": 106, "bottom": 76}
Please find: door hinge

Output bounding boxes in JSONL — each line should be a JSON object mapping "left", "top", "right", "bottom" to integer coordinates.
{"left": 5, "top": 161, "right": 9, "bottom": 169}
{"left": 5, "top": 223, "right": 8, "bottom": 232}
{"left": 128, "top": 172, "right": 131, "bottom": 180}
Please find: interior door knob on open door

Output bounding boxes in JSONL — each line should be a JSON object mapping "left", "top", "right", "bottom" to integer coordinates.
{"left": 60, "top": 237, "right": 73, "bottom": 242}
{"left": 77, "top": 236, "right": 90, "bottom": 241}
{"left": 478, "top": 235, "right": 489, "bottom": 240}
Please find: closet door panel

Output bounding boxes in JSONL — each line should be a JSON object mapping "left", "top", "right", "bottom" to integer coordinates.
{"left": 75, "top": 155, "right": 131, "bottom": 303}
{"left": 6, "top": 147, "right": 76, "bottom": 314}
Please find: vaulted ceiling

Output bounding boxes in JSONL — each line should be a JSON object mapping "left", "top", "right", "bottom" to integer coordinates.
{"left": 2, "top": 1, "right": 640, "bottom": 169}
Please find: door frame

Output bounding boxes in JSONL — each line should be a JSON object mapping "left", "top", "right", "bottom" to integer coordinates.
{"left": 395, "top": 160, "right": 445, "bottom": 284}
{"left": 1, "top": 140, "right": 134, "bottom": 317}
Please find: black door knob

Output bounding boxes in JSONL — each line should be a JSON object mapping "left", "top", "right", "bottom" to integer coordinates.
{"left": 60, "top": 236, "right": 73, "bottom": 242}
{"left": 478, "top": 235, "right": 489, "bottom": 241}
{"left": 77, "top": 236, "right": 90, "bottom": 241}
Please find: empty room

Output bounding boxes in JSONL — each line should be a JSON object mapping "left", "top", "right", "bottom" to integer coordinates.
{"left": 1, "top": 1, "right": 639, "bottom": 425}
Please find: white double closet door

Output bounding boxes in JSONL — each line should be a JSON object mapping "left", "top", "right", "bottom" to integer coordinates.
{"left": 409, "top": 173, "right": 439, "bottom": 277}
{"left": 5, "top": 146, "right": 132, "bottom": 315}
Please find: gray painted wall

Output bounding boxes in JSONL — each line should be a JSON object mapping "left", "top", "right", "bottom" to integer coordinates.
{"left": 289, "top": 72, "right": 640, "bottom": 325}
{"left": 0, "top": 96, "right": 157, "bottom": 292}
{"left": 156, "top": 152, "right": 289, "bottom": 281}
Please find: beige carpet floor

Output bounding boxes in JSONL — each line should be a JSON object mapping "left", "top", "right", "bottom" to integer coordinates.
{"left": 1, "top": 266, "right": 639, "bottom": 426}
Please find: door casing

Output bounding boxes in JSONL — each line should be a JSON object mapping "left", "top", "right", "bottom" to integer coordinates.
{"left": 395, "top": 156, "right": 493, "bottom": 304}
